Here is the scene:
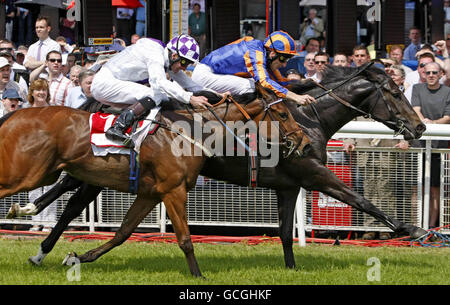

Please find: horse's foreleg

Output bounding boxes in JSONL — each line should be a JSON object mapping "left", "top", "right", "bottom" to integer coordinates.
{"left": 29, "top": 184, "right": 103, "bottom": 265}
{"left": 305, "top": 164, "right": 427, "bottom": 239}
{"left": 276, "top": 187, "right": 300, "bottom": 269}
{"left": 7, "top": 175, "right": 84, "bottom": 219}
{"left": 69, "top": 195, "right": 158, "bottom": 264}
{"left": 162, "top": 186, "right": 202, "bottom": 278}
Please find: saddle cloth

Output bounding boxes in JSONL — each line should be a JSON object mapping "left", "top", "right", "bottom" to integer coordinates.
{"left": 89, "top": 107, "right": 161, "bottom": 156}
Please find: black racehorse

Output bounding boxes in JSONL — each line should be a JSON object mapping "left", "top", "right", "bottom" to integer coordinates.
{"left": 9, "top": 63, "right": 427, "bottom": 270}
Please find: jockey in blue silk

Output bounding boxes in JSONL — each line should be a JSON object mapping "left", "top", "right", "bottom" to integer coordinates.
{"left": 192, "top": 30, "right": 316, "bottom": 106}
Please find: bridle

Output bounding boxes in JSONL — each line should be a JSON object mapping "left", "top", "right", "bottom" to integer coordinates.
{"left": 208, "top": 94, "right": 304, "bottom": 158}
{"left": 309, "top": 62, "right": 410, "bottom": 138}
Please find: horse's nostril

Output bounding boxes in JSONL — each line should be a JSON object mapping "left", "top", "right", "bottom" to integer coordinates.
{"left": 416, "top": 123, "right": 426, "bottom": 134}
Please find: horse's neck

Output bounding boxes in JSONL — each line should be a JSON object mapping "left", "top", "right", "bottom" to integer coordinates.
{"left": 218, "top": 99, "right": 263, "bottom": 122}
{"left": 301, "top": 92, "right": 362, "bottom": 142}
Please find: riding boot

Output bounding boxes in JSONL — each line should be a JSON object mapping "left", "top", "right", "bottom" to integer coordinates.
{"left": 105, "top": 97, "right": 156, "bottom": 143}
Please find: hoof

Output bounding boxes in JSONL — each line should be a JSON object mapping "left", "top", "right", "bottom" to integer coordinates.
{"left": 28, "top": 255, "right": 43, "bottom": 266}
{"left": 62, "top": 252, "right": 78, "bottom": 266}
{"left": 6, "top": 203, "right": 20, "bottom": 219}
{"left": 409, "top": 226, "right": 428, "bottom": 240}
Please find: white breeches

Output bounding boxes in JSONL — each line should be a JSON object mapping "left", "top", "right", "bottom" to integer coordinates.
{"left": 192, "top": 63, "right": 255, "bottom": 96}
{"left": 91, "top": 67, "right": 156, "bottom": 105}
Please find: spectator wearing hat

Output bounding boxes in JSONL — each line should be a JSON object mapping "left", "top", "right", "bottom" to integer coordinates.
{"left": 24, "top": 16, "right": 61, "bottom": 71}
{"left": 0, "top": 88, "right": 22, "bottom": 116}
{"left": 0, "top": 44, "right": 28, "bottom": 96}
{"left": 0, "top": 57, "right": 27, "bottom": 103}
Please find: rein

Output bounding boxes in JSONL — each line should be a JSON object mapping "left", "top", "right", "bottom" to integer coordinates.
{"left": 308, "top": 63, "right": 405, "bottom": 137}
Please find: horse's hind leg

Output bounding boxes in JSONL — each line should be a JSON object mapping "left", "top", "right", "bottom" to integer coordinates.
{"left": 29, "top": 184, "right": 103, "bottom": 265}
{"left": 68, "top": 195, "right": 159, "bottom": 264}
{"left": 7, "top": 175, "right": 83, "bottom": 218}
{"left": 162, "top": 186, "right": 202, "bottom": 278}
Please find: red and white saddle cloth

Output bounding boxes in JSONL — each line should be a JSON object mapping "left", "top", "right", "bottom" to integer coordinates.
{"left": 89, "top": 107, "right": 161, "bottom": 156}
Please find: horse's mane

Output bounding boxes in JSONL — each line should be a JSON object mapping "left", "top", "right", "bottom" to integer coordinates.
{"left": 320, "top": 65, "right": 360, "bottom": 85}
{"left": 320, "top": 64, "right": 386, "bottom": 86}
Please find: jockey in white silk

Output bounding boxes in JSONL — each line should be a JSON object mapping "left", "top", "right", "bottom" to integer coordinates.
{"left": 91, "top": 35, "right": 212, "bottom": 144}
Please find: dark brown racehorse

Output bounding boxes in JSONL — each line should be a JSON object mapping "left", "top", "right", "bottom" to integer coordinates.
{"left": 9, "top": 63, "right": 428, "bottom": 272}
{"left": 0, "top": 84, "right": 308, "bottom": 277}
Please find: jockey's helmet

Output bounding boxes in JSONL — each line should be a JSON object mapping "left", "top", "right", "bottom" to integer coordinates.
{"left": 264, "top": 31, "right": 297, "bottom": 56}
{"left": 166, "top": 34, "right": 200, "bottom": 64}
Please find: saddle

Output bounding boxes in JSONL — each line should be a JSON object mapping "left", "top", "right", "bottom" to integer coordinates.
{"left": 81, "top": 98, "right": 160, "bottom": 195}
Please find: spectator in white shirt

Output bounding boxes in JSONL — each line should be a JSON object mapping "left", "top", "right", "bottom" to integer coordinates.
{"left": 303, "top": 52, "right": 320, "bottom": 82}
{"left": 65, "top": 69, "right": 95, "bottom": 109}
{"left": 29, "top": 50, "right": 73, "bottom": 106}
{"left": 24, "top": 16, "right": 61, "bottom": 71}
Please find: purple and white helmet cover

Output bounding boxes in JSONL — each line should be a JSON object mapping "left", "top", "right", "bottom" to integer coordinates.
{"left": 166, "top": 34, "right": 200, "bottom": 63}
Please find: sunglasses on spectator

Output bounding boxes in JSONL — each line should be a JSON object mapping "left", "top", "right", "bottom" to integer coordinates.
{"left": 425, "top": 71, "right": 439, "bottom": 75}
{"left": 48, "top": 58, "right": 62, "bottom": 63}
{"left": 384, "top": 63, "right": 392, "bottom": 68}
{"left": 0, "top": 48, "right": 13, "bottom": 52}
{"left": 315, "top": 60, "right": 327, "bottom": 64}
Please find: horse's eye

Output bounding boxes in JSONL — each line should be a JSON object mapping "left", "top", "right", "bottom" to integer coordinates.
{"left": 279, "top": 112, "right": 289, "bottom": 120}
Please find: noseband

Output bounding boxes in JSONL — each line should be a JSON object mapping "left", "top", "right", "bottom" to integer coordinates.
{"left": 209, "top": 95, "right": 303, "bottom": 158}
